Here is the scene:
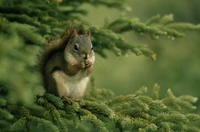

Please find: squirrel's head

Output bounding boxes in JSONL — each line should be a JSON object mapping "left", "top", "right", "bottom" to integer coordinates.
{"left": 64, "top": 30, "right": 95, "bottom": 70}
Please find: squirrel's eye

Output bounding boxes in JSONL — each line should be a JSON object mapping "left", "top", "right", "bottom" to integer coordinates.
{"left": 74, "top": 44, "right": 79, "bottom": 51}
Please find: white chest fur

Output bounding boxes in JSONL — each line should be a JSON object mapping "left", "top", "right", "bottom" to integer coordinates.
{"left": 52, "top": 70, "right": 89, "bottom": 99}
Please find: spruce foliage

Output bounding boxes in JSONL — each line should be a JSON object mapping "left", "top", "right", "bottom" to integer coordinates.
{"left": 0, "top": 0, "right": 200, "bottom": 131}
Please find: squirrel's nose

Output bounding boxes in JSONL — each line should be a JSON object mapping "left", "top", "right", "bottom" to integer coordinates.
{"left": 81, "top": 54, "right": 89, "bottom": 60}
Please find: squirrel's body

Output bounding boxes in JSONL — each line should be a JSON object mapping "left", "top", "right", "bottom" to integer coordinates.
{"left": 39, "top": 27, "right": 95, "bottom": 99}
{"left": 52, "top": 70, "right": 89, "bottom": 98}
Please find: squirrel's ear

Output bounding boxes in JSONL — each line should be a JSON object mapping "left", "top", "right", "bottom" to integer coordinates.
{"left": 62, "top": 29, "right": 77, "bottom": 39}
{"left": 71, "top": 29, "right": 78, "bottom": 38}
{"left": 86, "top": 30, "right": 91, "bottom": 38}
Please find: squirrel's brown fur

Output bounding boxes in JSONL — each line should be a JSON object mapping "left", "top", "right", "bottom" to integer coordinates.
{"left": 38, "top": 22, "right": 90, "bottom": 90}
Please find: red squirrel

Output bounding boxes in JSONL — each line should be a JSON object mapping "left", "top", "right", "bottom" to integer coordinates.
{"left": 39, "top": 25, "right": 95, "bottom": 103}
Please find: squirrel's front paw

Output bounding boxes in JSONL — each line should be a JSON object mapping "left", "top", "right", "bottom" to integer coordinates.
{"left": 85, "top": 60, "right": 92, "bottom": 68}
{"left": 61, "top": 96, "right": 74, "bottom": 105}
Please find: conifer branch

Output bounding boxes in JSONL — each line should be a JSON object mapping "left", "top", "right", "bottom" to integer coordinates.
{"left": 90, "top": 26, "right": 156, "bottom": 59}
{"left": 1, "top": 83, "right": 200, "bottom": 131}
{"left": 107, "top": 14, "right": 200, "bottom": 39}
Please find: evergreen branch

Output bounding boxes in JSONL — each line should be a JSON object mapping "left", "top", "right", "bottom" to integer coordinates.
{"left": 91, "top": 26, "right": 156, "bottom": 59}
{"left": 43, "top": 93, "right": 64, "bottom": 109}
{"left": 166, "top": 23, "right": 200, "bottom": 31}
{"left": 2, "top": 14, "right": 51, "bottom": 35}
{"left": 18, "top": 115, "right": 59, "bottom": 131}
{"left": 0, "top": 5, "right": 42, "bottom": 17}
{"left": 79, "top": 109, "right": 109, "bottom": 132}
{"left": 0, "top": 86, "right": 200, "bottom": 131}
{"left": 3, "top": 14, "right": 41, "bottom": 27}
{"left": 179, "top": 95, "right": 198, "bottom": 103}
{"left": 120, "top": 117, "right": 150, "bottom": 131}
{"left": 7, "top": 104, "right": 29, "bottom": 117}
{"left": 186, "top": 113, "right": 200, "bottom": 123}
{"left": 9, "top": 118, "right": 27, "bottom": 131}
{"left": 146, "top": 15, "right": 161, "bottom": 25}
{"left": 107, "top": 14, "right": 200, "bottom": 39}
{"left": 108, "top": 17, "right": 167, "bottom": 36}
{"left": 0, "top": 108, "right": 14, "bottom": 120}
{"left": 0, "top": 21, "right": 45, "bottom": 45}
{"left": 84, "top": 79, "right": 115, "bottom": 101}
{"left": 152, "top": 83, "right": 160, "bottom": 100}
{"left": 80, "top": 100, "right": 113, "bottom": 116}
{"left": 162, "top": 89, "right": 197, "bottom": 111}
{"left": 36, "top": 96, "right": 68, "bottom": 131}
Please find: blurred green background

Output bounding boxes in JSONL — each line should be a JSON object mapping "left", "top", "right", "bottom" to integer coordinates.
{"left": 80, "top": 0, "right": 200, "bottom": 100}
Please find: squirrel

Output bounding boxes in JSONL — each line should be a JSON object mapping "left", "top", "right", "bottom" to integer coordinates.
{"left": 38, "top": 25, "right": 95, "bottom": 103}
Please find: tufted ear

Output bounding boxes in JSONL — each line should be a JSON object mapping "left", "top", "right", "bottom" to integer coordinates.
{"left": 61, "top": 29, "right": 78, "bottom": 47}
{"left": 86, "top": 30, "right": 91, "bottom": 38}
{"left": 71, "top": 29, "right": 78, "bottom": 38}
{"left": 62, "top": 29, "right": 77, "bottom": 40}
